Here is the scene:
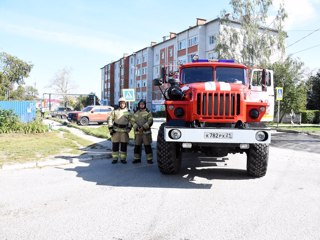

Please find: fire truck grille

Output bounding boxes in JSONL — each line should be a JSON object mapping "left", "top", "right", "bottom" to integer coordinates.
{"left": 196, "top": 93, "right": 241, "bottom": 119}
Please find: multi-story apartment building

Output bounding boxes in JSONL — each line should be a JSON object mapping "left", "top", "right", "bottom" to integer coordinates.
{"left": 101, "top": 17, "right": 281, "bottom": 112}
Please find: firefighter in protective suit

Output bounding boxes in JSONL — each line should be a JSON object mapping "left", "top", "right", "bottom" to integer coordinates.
{"left": 131, "top": 99, "right": 153, "bottom": 164}
{"left": 107, "top": 97, "right": 132, "bottom": 164}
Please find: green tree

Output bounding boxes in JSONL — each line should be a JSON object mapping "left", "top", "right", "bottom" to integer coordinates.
{"left": 306, "top": 71, "right": 320, "bottom": 110}
{"left": 215, "top": 0, "right": 287, "bottom": 67}
{"left": 270, "top": 57, "right": 307, "bottom": 121}
{"left": 0, "top": 52, "right": 33, "bottom": 99}
{"left": 72, "top": 94, "right": 100, "bottom": 111}
{"left": 10, "top": 85, "right": 38, "bottom": 100}
{"left": 73, "top": 96, "right": 87, "bottom": 111}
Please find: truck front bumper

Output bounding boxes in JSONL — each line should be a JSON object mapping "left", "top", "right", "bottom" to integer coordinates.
{"left": 164, "top": 127, "right": 271, "bottom": 144}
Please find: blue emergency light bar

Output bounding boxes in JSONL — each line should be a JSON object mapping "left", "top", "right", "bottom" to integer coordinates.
{"left": 192, "top": 56, "right": 235, "bottom": 63}
{"left": 218, "top": 59, "right": 235, "bottom": 63}
{"left": 193, "top": 59, "right": 209, "bottom": 62}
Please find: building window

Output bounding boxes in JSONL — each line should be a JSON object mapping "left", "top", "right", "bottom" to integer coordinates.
{"left": 187, "top": 53, "right": 197, "bottom": 63}
{"left": 156, "top": 53, "right": 159, "bottom": 61}
{"left": 161, "top": 52, "right": 165, "bottom": 60}
{"left": 143, "top": 53, "right": 147, "bottom": 62}
{"left": 169, "top": 48, "right": 173, "bottom": 57}
{"left": 178, "top": 39, "right": 186, "bottom": 50}
{"left": 208, "top": 52, "right": 217, "bottom": 59}
{"left": 209, "top": 35, "right": 215, "bottom": 45}
{"left": 177, "top": 57, "right": 187, "bottom": 65}
{"left": 188, "top": 36, "right": 198, "bottom": 47}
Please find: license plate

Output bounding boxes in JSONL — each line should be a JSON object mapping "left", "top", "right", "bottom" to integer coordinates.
{"left": 204, "top": 132, "right": 233, "bottom": 139}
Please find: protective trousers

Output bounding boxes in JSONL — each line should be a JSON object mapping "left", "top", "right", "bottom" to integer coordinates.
{"left": 112, "top": 142, "right": 128, "bottom": 161}
{"left": 134, "top": 133, "right": 152, "bottom": 161}
{"left": 111, "top": 132, "right": 129, "bottom": 161}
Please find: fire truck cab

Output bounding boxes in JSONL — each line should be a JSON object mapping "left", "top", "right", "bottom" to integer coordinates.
{"left": 154, "top": 57, "right": 274, "bottom": 178}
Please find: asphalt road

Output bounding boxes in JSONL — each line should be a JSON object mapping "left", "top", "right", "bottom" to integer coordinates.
{"left": 0, "top": 124, "right": 320, "bottom": 240}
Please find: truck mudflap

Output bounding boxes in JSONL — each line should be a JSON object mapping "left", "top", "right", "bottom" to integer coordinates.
{"left": 164, "top": 127, "right": 271, "bottom": 144}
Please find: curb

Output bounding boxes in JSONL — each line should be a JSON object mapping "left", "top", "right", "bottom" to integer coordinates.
{"left": 273, "top": 128, "right": 320, "bottom": 137}
{"left": 0, "top": 153, "right": 112, "bottom": 171}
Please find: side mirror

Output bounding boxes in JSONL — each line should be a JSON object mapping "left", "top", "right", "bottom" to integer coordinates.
{"left": 153, "top": 78, "right": 163, "bottom": 86}
{"left": 168, "top": 77, "right": 179, "bottom": 86}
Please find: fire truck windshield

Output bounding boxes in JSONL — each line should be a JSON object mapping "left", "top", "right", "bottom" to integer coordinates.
{"left": 181, "top": 67, "right": 213, "bottom": 84}
{"left": 216, "top": 67, "right": 246, "bottom": 84}
{"left": 181, "top": 67, "right": 246, "bottom": 84}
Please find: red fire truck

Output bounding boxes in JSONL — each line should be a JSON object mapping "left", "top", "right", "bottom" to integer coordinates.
{"left": 154, "top": 57, "right": 274, "bottom": 178}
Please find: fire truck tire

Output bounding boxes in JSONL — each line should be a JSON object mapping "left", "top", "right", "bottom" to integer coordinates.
{"left": 157, "top": 123, "right": 181, "bottom": 174}
{"left": 79, "top": 117, "right": 89, "bottom": 126}
{"left": 246, "top": 144, "right": 269, "bottom": 177}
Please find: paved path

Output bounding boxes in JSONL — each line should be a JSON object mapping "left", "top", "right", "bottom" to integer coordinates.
{"left": 1, "top": 119, "right": 162, "bottom": 170}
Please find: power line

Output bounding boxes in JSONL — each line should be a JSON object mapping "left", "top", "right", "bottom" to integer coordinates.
{"left": 286, "top": 27, "right": 320, "bottom": 48}
{"left": 289, "top": 43, "right": 320, "bottom": 55}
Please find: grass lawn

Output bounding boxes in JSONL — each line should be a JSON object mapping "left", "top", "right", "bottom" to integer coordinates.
{"left": 0, "top": 130, "right": 93, "bottom": 165}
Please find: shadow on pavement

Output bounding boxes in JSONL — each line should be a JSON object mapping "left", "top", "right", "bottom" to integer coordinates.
{"left": 53, "top": 142, "right": 112, "bottom": 162}
{"left": 64, "top": 147, "right": 252, "bottom": 190}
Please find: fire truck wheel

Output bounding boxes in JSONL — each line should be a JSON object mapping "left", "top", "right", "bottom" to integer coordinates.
{"left": 79, "top": 117, "right": 89, "bottom": 126}
{"left": 246, "top": 144, "right": 269, "bottom": 178}
{"left": 157, "top": 123, "right": 181, "bottom": 174}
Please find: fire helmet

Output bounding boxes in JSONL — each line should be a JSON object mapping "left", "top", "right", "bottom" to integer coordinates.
{"left": 118, "top": 97, "right": 126, "bottom": 103}
{"left": 118, "top": 97, "right": 127, "bottom": 109}
{"left": 138, "top": 99, "right": 146, "bottom": 109}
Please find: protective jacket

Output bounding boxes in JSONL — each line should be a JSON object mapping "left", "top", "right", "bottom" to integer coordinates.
{"left": 131, "top": 107, "right": 153, "bottom": 162}
{"left": 132, "top": 109, "right": 153, "bottom": 134}
{"left": 107, "top": 107, "right": 131, "bottom": 133}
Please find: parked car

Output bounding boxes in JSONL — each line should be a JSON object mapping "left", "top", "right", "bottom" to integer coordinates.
{"left": 50, "top": 106, "right": 74, "bottom": 119}
{"left": 67, "top": 105, "right": 114, "bottom": 126}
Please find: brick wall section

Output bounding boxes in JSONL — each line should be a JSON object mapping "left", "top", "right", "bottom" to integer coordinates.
{"left": 110, "top": 63, "right": 115, "bottom": 106}
{"left": 124, "top": 57, "right": 129, "bottom": 89}
{"left": 188, "top": 45, "right": 198, "bottom": 54}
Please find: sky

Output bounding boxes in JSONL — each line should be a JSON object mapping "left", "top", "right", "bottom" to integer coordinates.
{"left": 1, "top": 0, "right": 320, "bottom": 99}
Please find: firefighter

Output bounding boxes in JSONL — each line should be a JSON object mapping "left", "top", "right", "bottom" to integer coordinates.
{"left": 107, "top": 97, "right": 132, "bottom": 164}
{"left": 131, "top": 99, "right": 153, "bottom": 164}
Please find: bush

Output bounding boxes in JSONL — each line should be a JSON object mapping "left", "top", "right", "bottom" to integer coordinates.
{"left": 0, "top": 109, "right": 20, "bottom": 133}
{"left": 22, "top": 120, "right": 48, "bottom": 133}
{"left": 0, "top": 109, "right": 48, "bottom": 133}
{"left": 300, "top": 110, "right": 320, "bottom": 124}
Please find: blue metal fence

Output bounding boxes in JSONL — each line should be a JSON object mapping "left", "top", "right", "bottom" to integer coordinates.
{"left": 0, "top": 101, "right": 37, "bottom": 123}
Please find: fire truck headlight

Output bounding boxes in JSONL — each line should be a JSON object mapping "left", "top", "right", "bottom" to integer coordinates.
{"left": 174, "top": 107, "right": 184, "bottom": 118}
{"left": 256, "top": 131, "right": 268, "bottom": 141}
{"left": 249, "top": 108, "right": 259, "bottom": 119}
{"left": 260, "top": 106, "right": 266, "bottom": 112}
{"left": 169, "top": 129, "right": 182, "bottom": 140}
